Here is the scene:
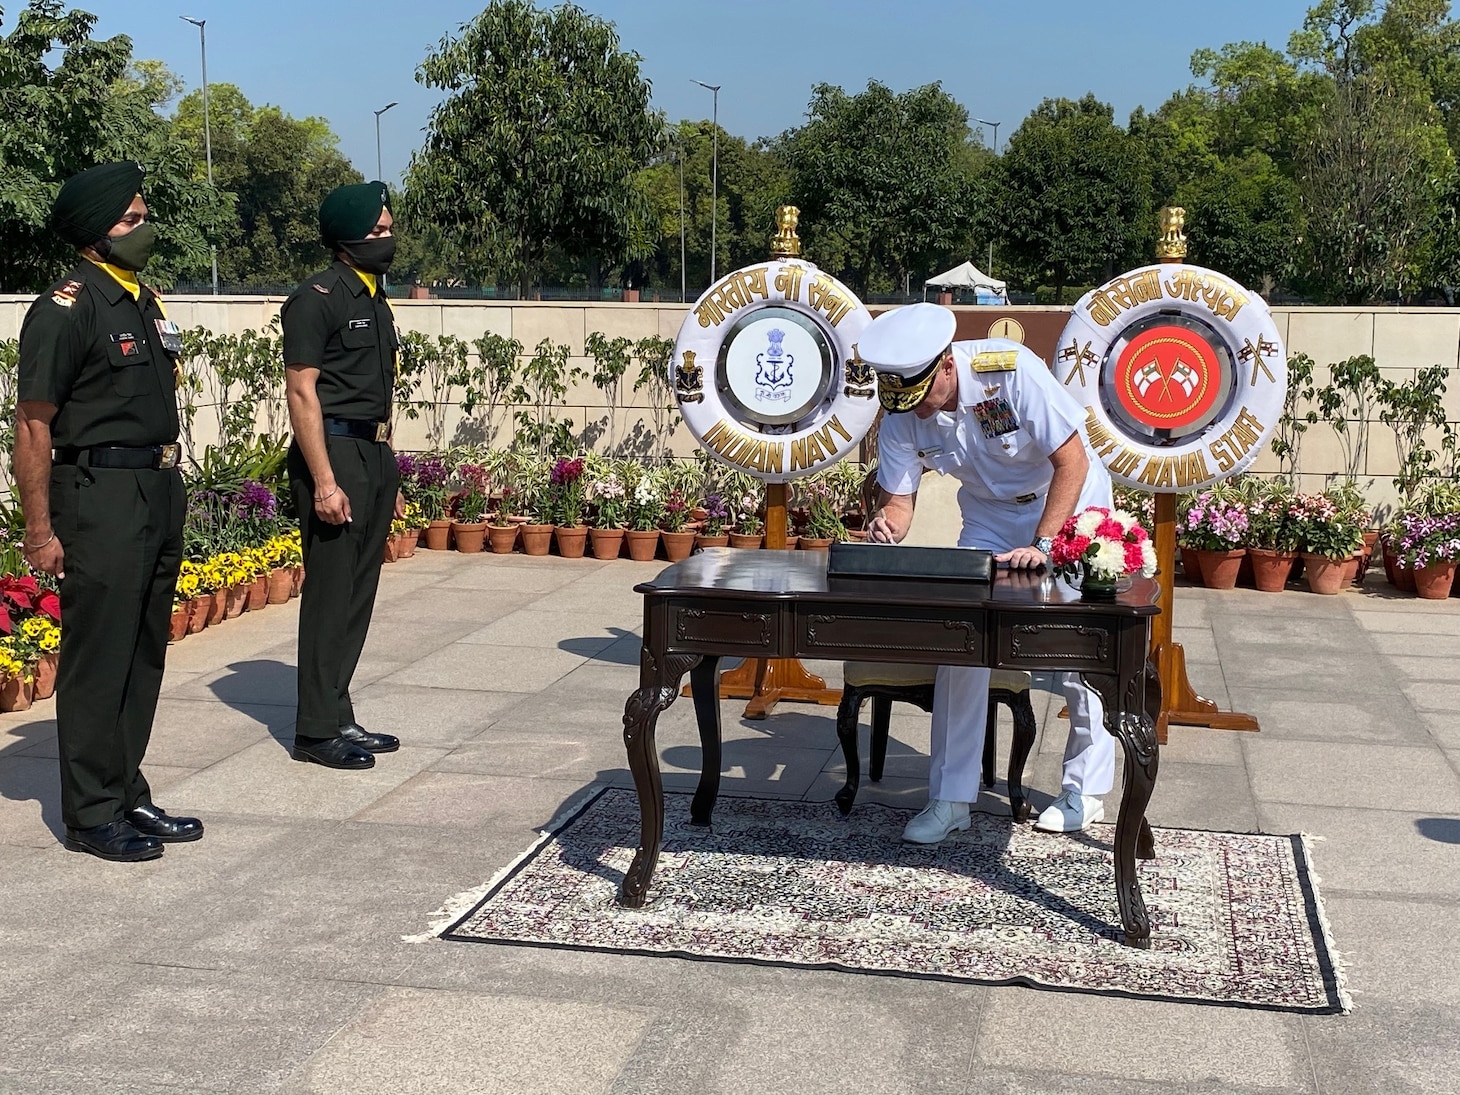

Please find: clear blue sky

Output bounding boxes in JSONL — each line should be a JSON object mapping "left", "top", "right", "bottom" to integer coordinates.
{"left": 79, "top": 0, "right": 1316, "bottom": 185}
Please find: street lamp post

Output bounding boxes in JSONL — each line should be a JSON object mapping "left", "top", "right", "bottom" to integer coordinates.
{"left": 181, "top": 16, "right": 217, "bottom": 295}
{"left": 693, "top": 80, "right": 720, "bottom": 285}
{"left": 678, "top": 138, "right": 687, "bottom": 303}
{"left": 976, "top": 118, "right": 1001, "bottom": 274}
{"left": 373, "top": 102, "right": 398, "bottom": 181}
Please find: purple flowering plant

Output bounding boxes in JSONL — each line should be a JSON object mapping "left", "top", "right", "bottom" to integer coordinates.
{"left": 661, "top": 489, "right": 689, "bottom": 533}
{"left": 1178, "top": 491, "right": 1249, "bottom": 551}
{"left": 701, "top": 492, "right": 730, "bottom": 537}
{"left": 1393, "top": 511, "right": 1460, "bottom": 569}
{"left": 454, "top": 463, "right": 489, "bottom": 524}
{"left": 412, "top": 455, "right": 451, "bottom": 522}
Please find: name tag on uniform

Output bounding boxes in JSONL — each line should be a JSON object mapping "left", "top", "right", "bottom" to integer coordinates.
{"left": 153, "top": 319, "right": 183, "bottom": 355}
{"left": 916, "top": 446, "right": 944, "bottom": 460}
{"left": 348, "top": 319, "right": 372, "bottom": 330}
{"left": 972, "top": 398, "right": 1019, "bottom": 439}
{"left": 111, "top": 332, "right": 143, "bottom": 357}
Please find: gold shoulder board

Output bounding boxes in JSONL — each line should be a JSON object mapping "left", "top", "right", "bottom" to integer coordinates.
{"left": 971, "top": 350, "right": 1019, "bottom": 373}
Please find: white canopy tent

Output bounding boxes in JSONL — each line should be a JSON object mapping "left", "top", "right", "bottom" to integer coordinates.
{"left": 923, "top": 260, "right": 1007, "bottom": 302}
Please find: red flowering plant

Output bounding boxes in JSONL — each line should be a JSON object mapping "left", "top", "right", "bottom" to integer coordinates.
{"left": 548, "top": 457, "right": 587, "bottom": 527}
{"left": 1049, "top": 506, "right": 1158, "bottom": 582}
{"left": 0, "top": 575, "right": 61, "bottom": 634}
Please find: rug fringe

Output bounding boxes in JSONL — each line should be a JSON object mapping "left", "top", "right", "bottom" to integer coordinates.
{"left": 402, "top": 784, "right": 607, "bottom": 944}
{"left": 1299, "top": 831, "right": 1353, "bottom": 1014}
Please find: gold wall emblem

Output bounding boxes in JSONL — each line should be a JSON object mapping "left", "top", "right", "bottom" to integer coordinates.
{"left": 770, "top": 205, "right": 801, "bottom": 259}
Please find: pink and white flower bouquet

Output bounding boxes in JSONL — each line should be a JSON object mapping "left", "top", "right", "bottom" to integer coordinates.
{"left": 1050, "top": 506, "right": 1158, "bottom": 583}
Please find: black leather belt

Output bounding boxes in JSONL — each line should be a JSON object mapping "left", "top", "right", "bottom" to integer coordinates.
{"left": 54, "top": 443, "right": 182, "bottom": 470}
{"left": 325, "top": 417, "right": 391, "bottom": 442}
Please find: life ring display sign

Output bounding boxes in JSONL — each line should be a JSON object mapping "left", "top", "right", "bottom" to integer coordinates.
{"left": 1055, "top": 263, "right": 1286, "bottom": 493}
{"left": 672, "top": 261, "right": 877, "bottom": 482}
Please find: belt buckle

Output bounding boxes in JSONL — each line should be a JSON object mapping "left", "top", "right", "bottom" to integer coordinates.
{"left": 1013, "top": 492, "right": 1037, "bottom": 505}
{"left": 374, "top": 421, "right": 390, "bottom": 443}
{"left": 157, "top": 443, "right": 181, "bottom": 470}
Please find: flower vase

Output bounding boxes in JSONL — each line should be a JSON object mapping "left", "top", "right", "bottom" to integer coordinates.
{"left": 267, "top": 568, "right": 293, "bottom": 605}
{"left": 1246, "top": 549, "right": 1295, "bottom": 593}
{"left": 554, "top": 525, "right": 589, "bottom": 559}
{"left": 519, "top": 523, "right": 554, "bottom": 556}
{"left": 1414, "top": 560, "right": 1458, "bottom": 600}
{"left": 589, "top": 527, "right": 625, "bottom": 560}
{"left": 1302, "top": 553, "right": 1348, "bottom": 595}
{"left": 487, "top": 524, "right": 519, "bottom": 554}
{"left": 660, "top": 529, "right": 696, "bottom": 562}
{"left": 624, "top": 529, "right": 660, "bottom": 562}
{"left": 33, "top": 652, "right": 59, "bottom": 699}
{"left": 0, "top": 675, "right": 33, "bottom": 713}
{"left": 452, "top": 521, "right": 487, "bottom": 553}
{"left": 169, "top": 605, "right": 190, "bottom": 644}
{"left": 1195, "top": 548, "right": 1244, "bottom": 590}
{"left": 423, "top": 520, "right": 452, "bottom": 550}
{"left": 1079, "top": 564, "right": 1120, "bottom": 600}
{"left": 247, "top": 575, "right": 269, "bottom": 610}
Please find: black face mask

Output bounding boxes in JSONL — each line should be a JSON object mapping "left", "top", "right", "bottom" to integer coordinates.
{"left": 338, "top": 235, "right": 396, "bottom": 275}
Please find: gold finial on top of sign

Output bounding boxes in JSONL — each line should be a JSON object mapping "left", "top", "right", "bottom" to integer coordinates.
{"left": 770, "top": 205, "right": 802, "bottom": 258}
{"left": 1156, "top": 206, "right": 1187, "bottom": 262}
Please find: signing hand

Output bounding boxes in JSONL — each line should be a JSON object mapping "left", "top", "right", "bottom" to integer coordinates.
{"left": 995, "top": 546, "right": 1047, "bottom": 570}
{"left": 863, "top": 511, "right": 899, "bottom": 544}
{"left": 314, "top": 484, "right": 352, "bottom": 525}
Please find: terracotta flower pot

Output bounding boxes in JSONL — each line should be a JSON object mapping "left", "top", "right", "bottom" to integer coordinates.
{"left": 247, "top": 575, "right": 269, "bottom": 610}
{"left": 728, "top": 532, "right": 763, "bottom": 549}
{"left": 382, "top": 537, "right": 398, "bottom": 563}
{"left": 452, "top": 521, "right": 488, "bottom": 554}
{"left": 624, "top": 529, "right": 660, "bottom": 562}
{"left": 555, "top": 525, "right": 589, "bottom": 559}
{"left": 169, "top": 605, "right": 190, "bottom": 643}
{"left": 519, "top": 523, "right": 554, "bottom": 556}
{"left": 398, "top": 528, "right": 419, "bottom": 558}
{"left": 187, "top": 596, "right": 209, "bottom": 633}
{"left": 695, "top": 533, "right": 729, "bottom": 550}
{"left": 267, "top": 568, "right": 293, "bottom": 605}
{"left": 1383, "top": 544, "right": 1417, "bottom": 593}
{"left": 423, "top": 519, "right": 452, "bottom": 550}
{"left": 486, "top": 524, "right": 518, "bottom": 554}
{"left": 846, "top": 529, "right": 868, "bottom": 542}
{"left": 799, "top": 537, "right": 834, "bottom": 551}
{"left": 1302, "top": 552, "right": 1348, "bottom": 595}
{"left": 33, "top": 652, "right": 59, "bottom": 699}
{"left": 1414, "top": 560, "right": 1458, "bottom": 600}
{"left": 0, "top": 674, "right": 33, "bottom": 713}
{"left": 225, "top": 584, "right": 248, "bottom": 619}
{"left": 589, "top": 527, "right": 625, "bottom": 560}
{"left": 1341, "top": 554, "right": 1360, "bottom": 587}
{"left": 291, "top": 566, "right": 304, "bottom": 597}
{"left": 1179, "top": 546, "right": 1202, "bottom": 584}
{"left": 660, "top": 529, "right": 696, "bottom": 562}
{"left": 208, "top": 588, "right": 227, "bottom": 625}
{"left": 1195, "top": 548, "right": 1244, "bottom": 590}
{"left": 783, "top": 535, "right": 800, "bottom": 551}
{"left": 1246, "top": 548, "right": 1296, "bottom": 593}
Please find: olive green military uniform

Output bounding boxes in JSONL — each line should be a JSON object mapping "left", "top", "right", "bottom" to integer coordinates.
{"left": 281, "top": 260, "right": 400, "bottom": 740}
{"left": 17, "top": 265, "right": 185, "bottom": 830}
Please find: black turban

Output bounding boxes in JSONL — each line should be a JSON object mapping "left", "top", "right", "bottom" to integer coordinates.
{"left": 319, "top": 181, "right": 391, "bottom": 247}
{"left": 51, "top": 162, "right": 145, "bottom": 249}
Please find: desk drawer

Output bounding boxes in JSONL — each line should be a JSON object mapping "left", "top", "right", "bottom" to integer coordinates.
{"left": 997, "top": 613, "right": 1114, "bottom": 672}
{"left": 796, "top": 604, "right": 986, "bottom": 663}
{"left": 668, "top": 599, "right": 779, "bottom": 654}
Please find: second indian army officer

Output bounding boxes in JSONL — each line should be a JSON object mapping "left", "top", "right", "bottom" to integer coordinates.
{"left": 282, "top": 182, "right": 404, "bottom": 770}
{"left": 14, "top": 162, "right": 201, "bottom": 861}
{"left": 860, "top": 303, "right": 1118, "bottom": 843}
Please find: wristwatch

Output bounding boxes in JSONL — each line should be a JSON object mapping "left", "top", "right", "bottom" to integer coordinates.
{"left": 1033, "top": 536, "right": 1053, "bottom": 555}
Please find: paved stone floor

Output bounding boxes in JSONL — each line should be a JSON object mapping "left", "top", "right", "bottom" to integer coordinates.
{"left": 1, "top": 549, "right": 1457, "bottom": 1094}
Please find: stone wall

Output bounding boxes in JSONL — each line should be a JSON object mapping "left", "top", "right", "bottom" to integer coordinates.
{"left": 3, "top": 296, "right": 1457, "bottom": 507}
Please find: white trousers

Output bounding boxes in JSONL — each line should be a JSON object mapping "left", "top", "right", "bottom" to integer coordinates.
{"left": 928, "top": 475, "right": 1117, "bottom": 804}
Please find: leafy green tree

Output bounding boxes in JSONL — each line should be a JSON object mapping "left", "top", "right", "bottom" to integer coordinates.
{"left": 0, "top": 1, "right": 229, "bottom": 292}
{"left": 993, "top": 94, "right": 1151, "bottom": 301}
{"left": 778, "top": 81, "right": 984, "bottom": 295}
{"left": 173, "top": 84, "right": 362, "bottom": 285}
{"left": 404, "top": 0, "right": 662, "bottom": 294}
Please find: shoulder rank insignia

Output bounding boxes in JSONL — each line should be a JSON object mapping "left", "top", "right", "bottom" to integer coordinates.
{"left": 50, "top": 280, "right": 83, "bottom": 308}
{"left": 971, "top": 349, "right": 1019, "bottom": 373}
{"left": 311, "top": 283, "right": 331, "bottom": 294}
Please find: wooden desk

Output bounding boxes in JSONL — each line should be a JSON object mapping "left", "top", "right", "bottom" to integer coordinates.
{"left": 620, "top": 548, "right": 1164, "bottom": 948}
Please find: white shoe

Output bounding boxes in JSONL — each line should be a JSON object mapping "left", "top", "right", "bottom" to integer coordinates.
{"left": 902, "top": 799, "right": 971, "bottom": 844}
{"left": 1033, "top": 790, "right": 1104, "bottom": 833}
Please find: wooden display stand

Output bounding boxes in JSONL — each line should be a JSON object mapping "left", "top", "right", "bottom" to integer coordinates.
{"left": 685, "top": 482, "right": 844, "bottom": 719}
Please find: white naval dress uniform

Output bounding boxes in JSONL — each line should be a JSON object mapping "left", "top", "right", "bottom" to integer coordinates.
{"left": 876, "top": 339, "right": 1117, "bottom": 805}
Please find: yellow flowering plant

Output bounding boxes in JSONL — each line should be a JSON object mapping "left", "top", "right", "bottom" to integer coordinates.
{"left": 0, "top": 637, "right": 32, "bottom": 682}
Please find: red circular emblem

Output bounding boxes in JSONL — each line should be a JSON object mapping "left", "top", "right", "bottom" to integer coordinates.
{"left": 1113, "top": 325, "right": 1222, "bottom": 430}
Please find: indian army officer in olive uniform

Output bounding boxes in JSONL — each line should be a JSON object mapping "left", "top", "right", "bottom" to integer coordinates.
{"left": 282, "top": 182, "right": 404, "bottom": 770}
{"left": 13, "top": 161, "right": 201, "bottom": 861}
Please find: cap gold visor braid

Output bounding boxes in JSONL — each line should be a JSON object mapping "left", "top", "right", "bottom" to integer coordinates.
{"left": 876, "top": 354, "right": 943, "bottom": 413}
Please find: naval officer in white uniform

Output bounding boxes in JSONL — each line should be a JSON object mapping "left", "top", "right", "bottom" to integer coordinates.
{"left": 860, "top": 302, "right": 1117, "bottom": 843}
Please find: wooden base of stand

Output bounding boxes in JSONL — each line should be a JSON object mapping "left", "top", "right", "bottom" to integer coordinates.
{"left": 690, "top": 657, "right": 843, "bottom": 720}
{"left": 1152, "top": 640, "right": 1259, "bottom": 744}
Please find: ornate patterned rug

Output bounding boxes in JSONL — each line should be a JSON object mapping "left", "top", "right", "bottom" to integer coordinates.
{"left": 440, "top": 788, "right": 1348, "bottom": 1014}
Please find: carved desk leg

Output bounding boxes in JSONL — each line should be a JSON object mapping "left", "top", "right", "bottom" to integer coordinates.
{"left": 689, "top": 657, "right": 722, "bottom": 825}
{"left": 1082, "top": 660, "right": 1161, "bottom": 949}
{"left": 620, "top": 648, "right": 702, "bottom": 908}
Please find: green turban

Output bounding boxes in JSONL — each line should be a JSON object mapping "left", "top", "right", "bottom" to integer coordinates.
{"left": 51, "top": 161, "right": 146, "bottom": 249}
{"left": 319, "top": 181, "right": 391, "bottom": 247}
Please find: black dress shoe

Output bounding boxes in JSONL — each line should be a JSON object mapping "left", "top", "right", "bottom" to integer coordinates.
{"left": 63, "top": 821, "right": 163, "bottom": 862}
{"left": 292, "top": 736, "right": 375, "bottom": 769}
{"left": 339, "top": 723, "right": 399, "bottom": 753}
{"left": 126, "top": 803, "right": 204, "bottom": 843}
